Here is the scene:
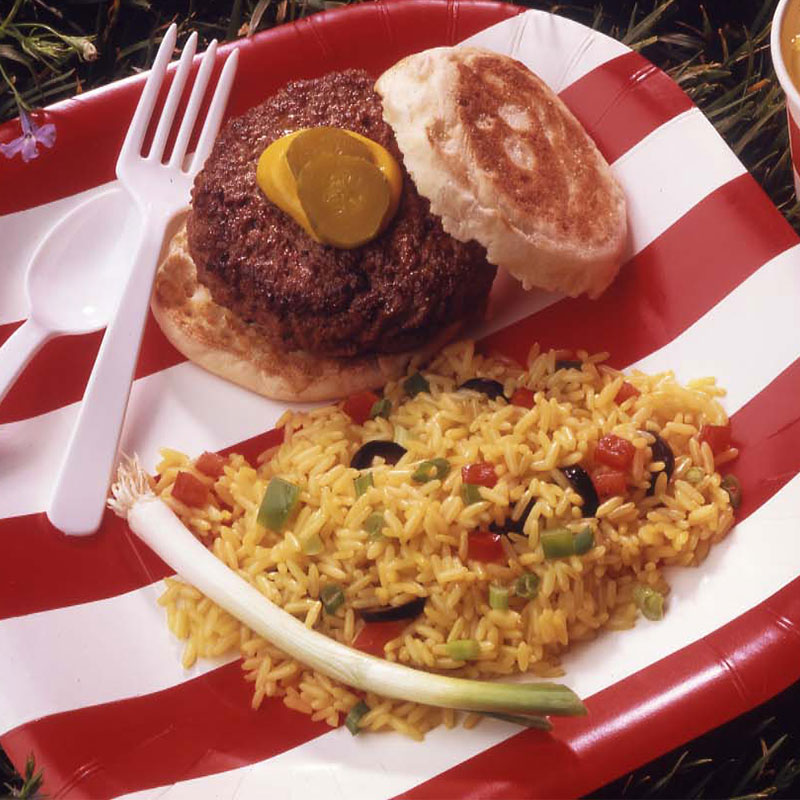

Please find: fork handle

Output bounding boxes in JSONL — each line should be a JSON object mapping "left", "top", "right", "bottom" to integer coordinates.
{"left": 48, "top": 209, "right": 164, "bottom": 536}
{"left": 0, "top": 319, "right": 51, "bottom": 409}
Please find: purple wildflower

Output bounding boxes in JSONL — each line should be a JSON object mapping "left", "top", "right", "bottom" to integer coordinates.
{"left": 0, "top": 109, "right": 56, "bottom": 163}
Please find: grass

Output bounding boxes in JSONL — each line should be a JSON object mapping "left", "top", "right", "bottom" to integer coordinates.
{"left": 1, "top": 0, "right": 799, "bottom": 797}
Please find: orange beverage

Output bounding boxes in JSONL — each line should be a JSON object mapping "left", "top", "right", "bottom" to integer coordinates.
{"left": 772, "top": 0, "right": 800, "bottom": 195}
{"left": 780, "top": 0, "right": 800, "bottom": 87}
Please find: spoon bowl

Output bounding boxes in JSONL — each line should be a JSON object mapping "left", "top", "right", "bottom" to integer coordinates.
{"left": 28, "top": 188, "right": 135, "bottom": 332}
{"left": 0, "top": 186, "right": 139, "bottom": 406}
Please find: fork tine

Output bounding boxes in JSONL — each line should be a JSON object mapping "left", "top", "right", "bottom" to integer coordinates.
{"left": 168, "top": 39, "right": 218, "bottom": 169}
{"left": 117, "top": 24, "right": 178, "bottom": 166}
{"left": 148, "top": 31, "right": 198, "bottom": 162}
{"left": 189, "top": 47, "right": 239, "bottom": 175}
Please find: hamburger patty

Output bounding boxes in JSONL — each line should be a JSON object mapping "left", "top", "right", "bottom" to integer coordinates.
{"left": 187, "top": 70, "right": 497, "bottom": 358}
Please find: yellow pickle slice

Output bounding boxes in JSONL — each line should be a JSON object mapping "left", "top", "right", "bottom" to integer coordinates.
{"left": 256, "top": 126, "right": 403, "bottom": 247}
{"left": 296, "top": 153, "right": 391, "bottom": 249}
{"left": 286, "top": 127, "right": 374, "bottom": 178}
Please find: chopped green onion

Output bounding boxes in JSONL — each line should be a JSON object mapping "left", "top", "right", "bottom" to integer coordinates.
{"left": 541, "top": 528, "right": 574, "bottom": 559}
{"left": 257, "top": 477, "right": 300, "bottom": 532}
{"left": 483, "top": 712, "right": 552, "bottom": 731}
{"left": 446, "top": 639, "right": 481, "bottom": 661}
{"left": 364, "top": 511, "right": 385, "bottom": 540}
{"left": 403, "top": 372, "right": 430, "bottom": 398}
{"left": 573, "top": 527, "right": 594, "bottom": 555}
{"left": 685, "top": 466, "right": 705, "bottom": 484}
{"left": 370, "top": 398, "right": 392, "bottom": 419}
{"left": 488, "top": 584, "right": 509, "bottom": 610}
{"left": 354, "top": 472, "right": 373, "bottom": 498}
{"left": 345, "top": 699, "right": 370, "bottom": 735}
{"left": 515, "top": 572, "right": 541, "bottom": 599}
{"left": 412, "top": 458, "right": 451, "bottom": 483}
{"left": 540, "top": 527, "right": 594, "bottom": 559}
{"left": 721, "top": 474, "right": 742, "bottom": 509}
{"left": 461, "top": 483, "right": 482, "bottom": 505}
{"left": 633, "top": 584, "right": 664, "bottom": 621}
{"left": 320, "top": 584, "right": 344, "bottom": 614}
{"left": 300, "top": 531, "right": 323, "bottom": 556}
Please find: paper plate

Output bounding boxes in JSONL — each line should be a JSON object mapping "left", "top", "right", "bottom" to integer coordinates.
{"left": 2, "top": 1, "right": 800, "bottom": 797}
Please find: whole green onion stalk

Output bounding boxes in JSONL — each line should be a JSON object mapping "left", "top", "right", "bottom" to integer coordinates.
{"left": 109, "top": 455, "right": 586, "bottom": 720}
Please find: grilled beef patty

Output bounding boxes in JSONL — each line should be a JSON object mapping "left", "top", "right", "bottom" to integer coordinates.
{"left": 186, "top": 69, "right": 496, "bottom": 358}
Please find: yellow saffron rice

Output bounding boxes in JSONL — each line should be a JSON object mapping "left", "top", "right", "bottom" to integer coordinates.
{"left": 154, "top": 341, "right": 738, "bottom": 739}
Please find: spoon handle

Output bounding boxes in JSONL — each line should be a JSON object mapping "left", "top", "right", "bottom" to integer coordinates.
{"left": 0, "top": 319, "right": 51, "bottom": 408}
{"left": 47, "top": 211, "right": 163, "bottom": 536}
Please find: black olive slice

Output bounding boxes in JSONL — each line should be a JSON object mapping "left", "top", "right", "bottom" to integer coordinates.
{"left": 458, "top": 378, "right": 506, "bottom": 401}
{"left": 490, "top": 497, "right": 537, "bottom": 536}
{"left": 555, "top": 360, "right": 583, "bottom": 371}
{"left": 359, "top": 596, "right": 426, "bottom": 622}
{"left": 350, "top": 440, "right": 407, "bottom": 470}
{"left": 560, "top": 465, "right": 599, "bottom": 517}
{"left": 646, "top": 433, "right": 675, "bottom": 496}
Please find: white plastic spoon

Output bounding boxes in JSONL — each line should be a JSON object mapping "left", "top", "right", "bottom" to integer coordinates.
{"left": 0, "top": 186, "right": 138, "bottom": 408}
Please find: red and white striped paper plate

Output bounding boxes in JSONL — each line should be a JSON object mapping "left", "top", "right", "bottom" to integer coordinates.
{"left": 2, "top": 2, "right": 800, "bottom": 797}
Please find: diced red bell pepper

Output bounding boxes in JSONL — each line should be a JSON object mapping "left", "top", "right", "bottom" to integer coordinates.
{"left": 699, "top": 423, "right": 732, "bottom": 455}
{"left": 510, "top": 387, "right": 535, "bottom": 408}
{"left": 461, "top": 462, "right": 498, "bottom": 488}
{"left": 595, "top": 434, "right": 636, "bottom": 470}
{"left": 467, "top": 530, "right": 506, "bottom": 562}
{"left": 592, "top": 467, "right": 627, "bottom": 498}
{"left": 172, "top": 471, "right": 209, "bottom": 507}
{"left": 195, "top": 451, "right": 226, "bottom": 478}
{"left": 615, "top": 381, "right": 641, "bottom": 404}
{"left": 353, "top": 620, "right": 407, "bottom": 657}
{"left": 343, "top": 390, "right": 380, "bottom": 425}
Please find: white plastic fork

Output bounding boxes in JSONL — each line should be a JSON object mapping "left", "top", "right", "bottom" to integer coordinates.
{"left": 48, "top": 25, "right": 239, "bottom": 536}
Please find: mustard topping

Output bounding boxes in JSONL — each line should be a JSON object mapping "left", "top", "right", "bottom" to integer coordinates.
{"left": 256, "top": 127, "right": 403, "bottom": 248}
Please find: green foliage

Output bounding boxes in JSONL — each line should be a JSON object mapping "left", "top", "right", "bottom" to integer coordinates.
{"left": 0, "top": 0, "right": 356, "bottom": 119}
{"left": 2, "top": 752, "right": 44, "bottom": 799}
{"left": 0, "top": 0, "right": 96, "bottom": 115}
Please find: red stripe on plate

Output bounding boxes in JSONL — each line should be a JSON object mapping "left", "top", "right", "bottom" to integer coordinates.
{"left": 4, "top": 355, "right": 800, "bottom": 799}
{"left": 560, "top": 51, "right": 694, "bottom": 163}
{"left": 0, "top": 428, "right": 283, "bottom": 620}
{"left": 482, "top": 173, "right": 798, "bottom": 367}
{"left": 0, "top": 660, "right": 329, "bottom": 800}
{"left": 723, "top": 358, "right": 800, "bottom": 521}
{"left": 400, "top": 360, "right": 800, "bottom": 799}
{"left": 0, "top": 314, "right": 184, "bottom": 425}
{"left": 0, "top": 512, "right": 170, "bottom": 620}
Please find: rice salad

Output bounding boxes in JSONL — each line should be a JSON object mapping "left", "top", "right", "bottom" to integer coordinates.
{"left": 154, "top": 340, "right": 740, "bottom": 740}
